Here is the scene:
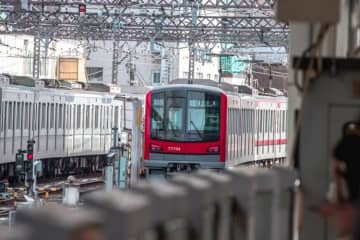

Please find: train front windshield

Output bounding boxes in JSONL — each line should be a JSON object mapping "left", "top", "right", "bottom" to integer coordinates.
{"left": 151, "top": 90, "right": 221, "bottom": 142}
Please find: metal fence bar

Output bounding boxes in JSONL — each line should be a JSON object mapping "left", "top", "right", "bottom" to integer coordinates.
{"left": 11, "top": 167, "right": 296, "bottom": 240}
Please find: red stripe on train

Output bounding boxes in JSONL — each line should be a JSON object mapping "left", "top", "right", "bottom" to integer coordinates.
{"left": 255, "top": 139, "right": 287, "bottom": 146}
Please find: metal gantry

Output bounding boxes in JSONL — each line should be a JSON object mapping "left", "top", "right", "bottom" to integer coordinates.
{"left": 21, "top": 0, "right": 276, "bottom": 8}
{"left": 0, "top": 0, "right": 288, "bottom": 47}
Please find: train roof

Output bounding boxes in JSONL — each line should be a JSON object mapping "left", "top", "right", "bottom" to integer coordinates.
{"left": 150, "top": 84, "right": 226, "bottom": 94}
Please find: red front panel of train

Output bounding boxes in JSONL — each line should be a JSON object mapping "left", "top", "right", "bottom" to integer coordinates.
{"left": 144, "top": 89, "right": 227, "bottom": 167}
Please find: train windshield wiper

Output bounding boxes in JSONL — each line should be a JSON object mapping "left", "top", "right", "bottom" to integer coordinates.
{"left": 190, "top": 120, "right": 203, "bottom": 139}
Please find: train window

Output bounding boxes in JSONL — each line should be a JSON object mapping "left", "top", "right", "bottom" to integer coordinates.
{"left": 3, "top": 102, "right": 7, "bottom": 132}
{"left": 76, "top": 105, "right": 81, "bottom": 129}
{"left": 102, "top": 106, "right": 106, "bottom": 129}
{"left": 86, "top": 105, "right": 90, "bottom": 129}
{"left": 58, "top": 104, "right": 63, "bottom": 129}
{"left": 266, "top": 110, "right": 269, "bottom": 132}
{"left": 241, "top": 109, "right": 244, "bottom": 133}
{"left": 37, "top": 103, "right": 41, "bottom": 130}
{"left": 243, "top": 109, "right": 247, "bottom": 134}
{"left": 262, "top": 110, "right": 265, "bottom": 132}
{"left": 15, "top": 102, "right": 20, "bottom": 129}
{"left": 47, "top": 104, "right": 50, "bottom": 130}
{"left": 259, "top": 110, "right": 262, "bottom": 133}
{"left": 114, "top": 106, "right": 119, "bottom": 128}
{"left": 106, "top": 106, "right": 109, "bottom": 129}
{"left": 41, "top": 103, "right": 46, "bottom": 129}
{"left": 68, "top": 105, "right": 72, "bottom": 129}
{"left": 246, "top": 109, "right": 249, "bottom": 134}
{"left": 24, "top": 103, "right": 29, "bottom": 129}
{"left": 8, "top": 102, "right": 13, "bottom": 129}
{"left": 50, "top": 103, "right": 55, "bottom": 129}
{"left": 95, "top": 106, "right": 99, "bottom": 128}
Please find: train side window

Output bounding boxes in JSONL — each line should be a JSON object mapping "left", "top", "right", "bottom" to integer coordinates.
{"left": 106, "top": 106, "right": 110, "bottom": 129}
{"left": 108, "top": 106, "right": 111, "bottom": 129}
{"left": 263, "top": 110, "right": 266, "bottom": 132}
{"left": 59, "top": 104, "right": 63, "bottom": 129}
{"left": 260, "top": 110, "right": 264, "bottom": 133}
{"left": 40, "top": 103, "right": 46, "bottom": 129}
{"left": 114, "top": 106, "right": 119, "bottom": 128}
{"left": 8, "top": 102, "right": 13, "bottom": 130}
{"left": 76, "top": 105, "right": 81, "bottom": 129}
{"left": 69, "top": 105, "right": 73, "bottom": 129}
{"left": 50, "top": 103, "right": 55, "bottom": 129}
{"left": 241, "top": 109, "right": 245, "bottom": 134}
{"left": 46, "top": 104, "right": 50, "bottom": 130}
{"left": 106, "top": 106, "right": 109, "bottom": 129}
{"left": 85, "top": 105, "right": 90, "bottom": 129}
{"left": 270, "top": 110, "right": 273, "bottom": 132}
{"left": 243, "top": 109, "right": 246, "bottom": 134}
{"left": 102, "top": 106, "right": 105, "bottom": 129}
{"left": 24, "top": 103, "right": 29, "bottom": 129}
{"left": 37, "top": 103, "right": 41, "bottom": 131}
{"left": 3, "top": 102, "right": 7, "bottom": 132}
{"left": 266, "top": 110, "right": 269, "bottom": 132}
{"left": 283, "top": 111, "right": 286, "bottom": 132}
{"left": 246, "top": 109, "right": 250, "bottom": 133}
{"left": 15, "top": 102, "right": 20, "bottom": 129}
{"left": 95, "top": 106, "right": 99, "bottom": 128}
{"left": 269, "top": 110, "right": 271, "bottom": 132}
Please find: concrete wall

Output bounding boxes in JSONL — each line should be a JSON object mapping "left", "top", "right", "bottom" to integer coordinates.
{"left": 0, "top": 35, "right": 84, "bottom": 79}
{"left": 86, "top": 41, "right": 163, "bottom": 86}
{"left": 175, "top": 43, "right": 221, "bottom": 81}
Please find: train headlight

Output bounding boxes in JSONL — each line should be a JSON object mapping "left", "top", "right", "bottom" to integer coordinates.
{"left": 150, "top": 144, "right": 162, "bottom": 152}
{"left": 207, "top": 146, "right": 220, "bottom": 153}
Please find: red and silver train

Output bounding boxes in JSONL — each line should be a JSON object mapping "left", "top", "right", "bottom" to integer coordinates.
{"left": 143, "top": 84, "right": 287, "bottom": 171}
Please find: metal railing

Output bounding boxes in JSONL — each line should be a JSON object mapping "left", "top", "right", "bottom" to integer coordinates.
{"left": 6, "top": 167, "right": 296, "bottom": 240}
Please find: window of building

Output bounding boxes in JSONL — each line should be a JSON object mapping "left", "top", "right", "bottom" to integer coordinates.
{"left": 152, "top": 71, "right": 161, "bottom": 85}
{"left": 86, "top": 67, "right": 103, "bottom": 82}
{"left": 207, "top": 74, "right": 211, "bottom": 80}
{"left": 197, "top": 73, "right": 203, "bottom": 79}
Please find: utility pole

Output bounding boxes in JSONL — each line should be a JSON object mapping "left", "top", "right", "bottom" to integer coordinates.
{"left": 188, "top": 42, "right": 195, "bottom": 84}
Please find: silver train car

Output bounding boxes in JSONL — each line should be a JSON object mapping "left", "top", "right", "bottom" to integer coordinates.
{"left": 0, "top": 75, "right": 124, "bottom": 178}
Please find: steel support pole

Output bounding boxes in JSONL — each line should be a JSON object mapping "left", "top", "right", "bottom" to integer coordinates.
{"left": 188, "top": 43, "right": 195, "bottom": 84}
{"left": 112, "top": 41, "right": 119, "bottom": 84}
{"left": 32, "top": 36, "right": 41, "bottom": 79}
{"left": 105, "top": 165, "right": 114, "bottom": 192}
{"left": 130, "top": 99, "right": 141, "bottom": 185}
